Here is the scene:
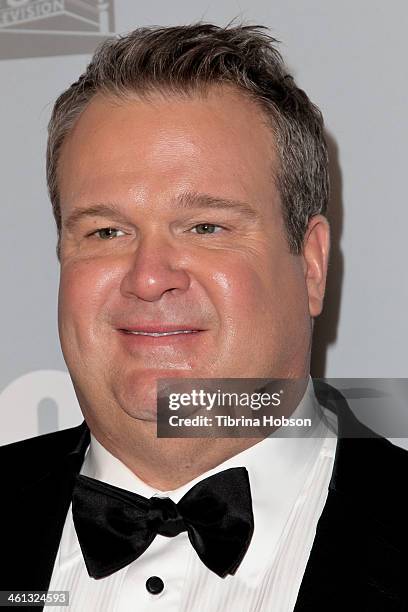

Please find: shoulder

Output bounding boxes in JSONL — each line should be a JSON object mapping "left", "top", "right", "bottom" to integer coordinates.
{"left": 0, "top": 422, "right": 88, "bottom": 489}
{"left": 362, "top": 435, "right": 408, "bottom": 490}
{"left": 332, "top": 434, "right": 408, "bottom": 533}
{"left": 335, "top": 431, "right": 408, "bottom": 486}
{"left": 315, "top": 379, "right": 408, "bottom": 501}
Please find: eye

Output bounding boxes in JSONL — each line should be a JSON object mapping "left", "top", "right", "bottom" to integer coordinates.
{"left": 191, "top": 223, "right": 223, "bottom": 235}
{"left": 90, "top": 227, "right": 126, "bottom": 240}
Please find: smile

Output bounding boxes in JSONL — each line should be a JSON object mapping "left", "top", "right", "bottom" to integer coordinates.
{"left": 124, "top": 330, "right": 199, "bottom": 337}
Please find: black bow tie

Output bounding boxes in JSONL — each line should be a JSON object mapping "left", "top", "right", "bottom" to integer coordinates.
{"left": 72, "top": 467, "right": 254, "bottom": 579}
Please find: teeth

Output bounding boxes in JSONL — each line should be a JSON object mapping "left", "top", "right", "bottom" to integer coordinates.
{"left": 127, "top": 330, "right": 196, "bottom": 337}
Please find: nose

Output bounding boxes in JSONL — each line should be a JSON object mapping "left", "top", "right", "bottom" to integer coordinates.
{"left": 120, "top": 234, "right": 191, "bottom": 302}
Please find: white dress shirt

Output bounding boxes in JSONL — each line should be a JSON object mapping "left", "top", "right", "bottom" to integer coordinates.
{"left": 48, "top": 381, "right": 337, "bottom": 612}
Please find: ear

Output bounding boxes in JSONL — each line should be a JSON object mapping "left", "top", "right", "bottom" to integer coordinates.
{"left": 302, "top": 215, "right": 330, "bottom": 317}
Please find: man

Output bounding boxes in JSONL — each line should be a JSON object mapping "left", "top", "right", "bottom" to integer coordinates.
{"left": 1, "top": 23, "right": 407, "bottom": 611}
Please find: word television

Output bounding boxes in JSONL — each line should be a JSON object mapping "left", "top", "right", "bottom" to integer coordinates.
{"left": 0, "top": 0, "right": 64, "bottom": 27}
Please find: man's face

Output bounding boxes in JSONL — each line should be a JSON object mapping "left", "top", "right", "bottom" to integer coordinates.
{"left": 58, "top": 86, "right": 327, "bottom": 426}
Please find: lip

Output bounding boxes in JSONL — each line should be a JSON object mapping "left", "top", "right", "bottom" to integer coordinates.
{"left": 119, "top": 325, "right": 204, "bottom": 334}
{"left": 117, "top": 325, "right": 206, "bottom": 346}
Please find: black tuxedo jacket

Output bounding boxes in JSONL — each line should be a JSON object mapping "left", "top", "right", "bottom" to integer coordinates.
{"left": 1, "top": 382, "right": 408, "bottom": 611}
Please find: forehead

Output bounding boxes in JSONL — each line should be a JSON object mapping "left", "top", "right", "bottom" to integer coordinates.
{"left": 58, "top": 85, "right": 279, "bottom": 213}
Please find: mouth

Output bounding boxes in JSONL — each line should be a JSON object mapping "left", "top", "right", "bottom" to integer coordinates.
{"left": 121, "top": 329, "right": 200, "bottom": 337}
{"left": 117, "top": 325, "right": 205, "bottom": 345}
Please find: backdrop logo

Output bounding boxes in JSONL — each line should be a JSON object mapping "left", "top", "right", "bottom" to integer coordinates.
{"left": 0, "top": 0, "right": 115, "bottom": 59}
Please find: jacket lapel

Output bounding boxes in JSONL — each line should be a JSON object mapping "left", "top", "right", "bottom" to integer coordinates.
{"left": 2, "top": 423, "right": 90, "bottom": 592}
{"left": 294, "top": 381, "right": 407, "bottom": 611}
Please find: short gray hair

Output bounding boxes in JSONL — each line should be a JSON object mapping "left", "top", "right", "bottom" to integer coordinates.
{"left": 47, "top": 23, "right": 329, "bottom": 258}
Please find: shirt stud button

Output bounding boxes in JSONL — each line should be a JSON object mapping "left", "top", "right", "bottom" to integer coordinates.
{"left": 146, "top": 576, "right": 165, "bottom": 595}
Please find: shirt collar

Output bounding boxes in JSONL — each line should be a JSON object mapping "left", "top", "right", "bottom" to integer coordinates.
{"left": 59, "top": 378, "right": 335, "bottom": 573}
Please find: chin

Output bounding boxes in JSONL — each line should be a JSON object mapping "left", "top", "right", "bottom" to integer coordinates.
{"left": 112, "top": 366, "right": 207, "bottom": 422}
{"left": 121, "top": 404, "right": 158, "bottom": 422}
{"left": 111, "top": 378, "right": 158, "bottom": 422}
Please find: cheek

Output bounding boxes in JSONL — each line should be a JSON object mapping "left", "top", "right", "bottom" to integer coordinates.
{"left": 58, "top": 259, "right": 119, "bottom": 333}
{"left": 207, "top": 260, "right": 272, "bottom": 338}
{"left": 208, "top": 253, "right": 308, "bottom": 334}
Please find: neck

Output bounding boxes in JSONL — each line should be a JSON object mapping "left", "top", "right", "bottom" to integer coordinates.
{"left": 90, "top": 421, "right": 262, "bottom": 490}
{"left": 86, "top": 378, "right": 309, "bottom": 490}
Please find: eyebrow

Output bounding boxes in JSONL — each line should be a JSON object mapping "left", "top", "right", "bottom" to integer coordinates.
{"left": 63, "top": 204, "right": 128, "bottom": 233}
{"left": 63, "top": 192, "right": 259, "bottom": 232}
{"left": 175, "top": 192, "right": 259, "bottom": 219}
